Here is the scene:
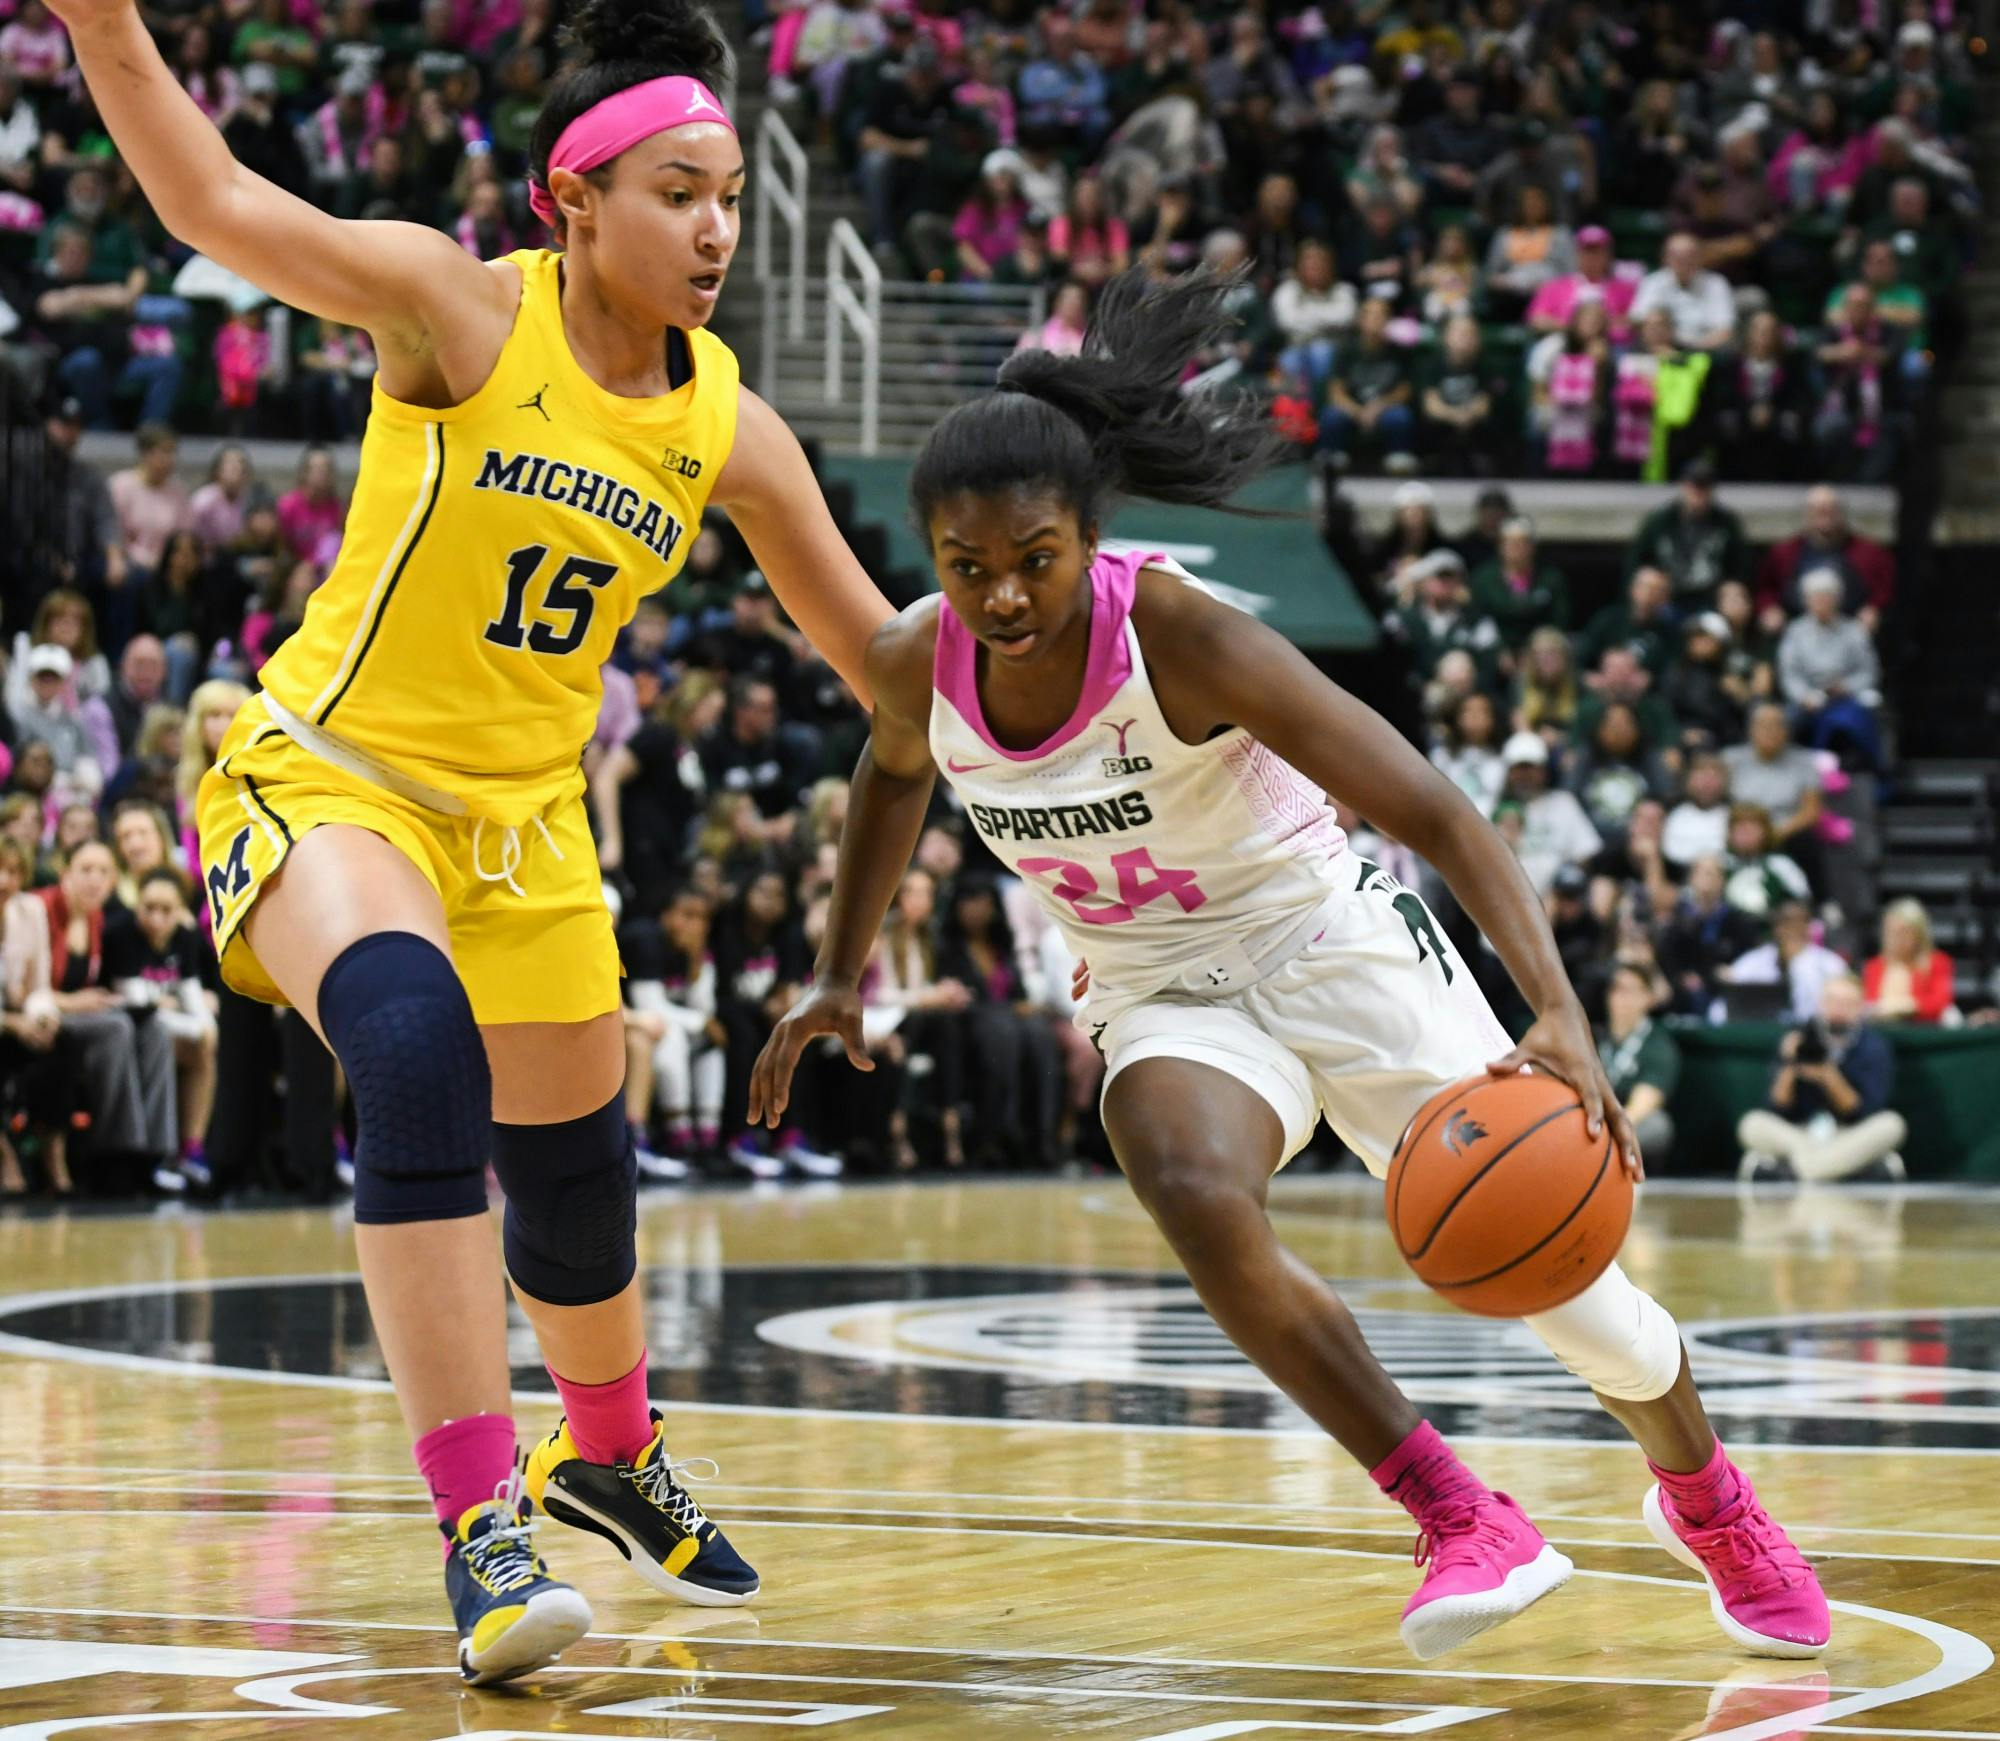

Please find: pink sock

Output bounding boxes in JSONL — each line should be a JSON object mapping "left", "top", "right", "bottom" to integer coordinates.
{"left": 1650, "top": 1438, "right": 1739, "bottom": 1528}
{"left": 550, "top": 1352, "right": 653, "bottom": 1465}
{"left": 414, "top": 1412, "right": 518, "bottom": 1531}
{"left": 1370, "top": 1420, "right": 1489, "bottom": 1521}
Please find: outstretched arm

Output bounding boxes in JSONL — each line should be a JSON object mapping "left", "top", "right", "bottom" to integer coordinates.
{"left": 49, "top": 0, "right": 497, "bottom": 367}
{"left": 746, "top": 604, "right": 938, "bottom": 1125}
{"left": 712, "top": 390, "right": 897, "bottom": 711}
{"left": 1138, "top": 575, "right": 1643, "bottom": 1176}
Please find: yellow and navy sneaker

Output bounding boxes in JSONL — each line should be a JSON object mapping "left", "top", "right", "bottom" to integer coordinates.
{"left": 444, "top": 1477, "right": 593, "bottom": 1685}
{"left": 523, "top": 1410, "right": 759, "bottom": 1606}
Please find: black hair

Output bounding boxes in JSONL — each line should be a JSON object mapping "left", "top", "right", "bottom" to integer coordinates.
{"left": 528, "top": 0, "right": 734, "bottom": 233}
{"left": 909, "top": 267, "right": 1286, "bottom": 539}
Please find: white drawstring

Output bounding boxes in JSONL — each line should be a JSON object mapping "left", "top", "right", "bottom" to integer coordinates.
{"left": 471, "top": 815, "right": 565, "bottom": 899}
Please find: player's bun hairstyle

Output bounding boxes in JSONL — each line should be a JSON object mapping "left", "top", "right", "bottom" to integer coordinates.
{"left": 909, "top": 267, "right": 1286, "bottom": 536}
{"left": 527, "top": 0, "right": 734, "bottom": 232}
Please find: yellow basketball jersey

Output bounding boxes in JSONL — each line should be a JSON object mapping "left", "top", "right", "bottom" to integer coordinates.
{"left": 259, "top": 248, "right": 739, "bottom": 825}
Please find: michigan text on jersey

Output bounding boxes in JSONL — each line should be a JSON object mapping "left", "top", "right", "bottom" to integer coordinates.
{"left": 473, "top": 447, "right": 687, "bottom": 564}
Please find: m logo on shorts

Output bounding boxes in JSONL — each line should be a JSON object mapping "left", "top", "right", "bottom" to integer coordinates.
{"left": 1442, "top": 1110, "right": 1488, "bottom": 1154}
{"left": 206, "top": 826, "right": 254, "bottom": 927}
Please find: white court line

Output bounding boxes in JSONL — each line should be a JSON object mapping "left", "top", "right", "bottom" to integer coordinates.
{"left": 0, "top": 1602, "right": 1875, "bottom": 1694}
{"left": 5, "top": 1272, "right": 2000, "bottom": 1457}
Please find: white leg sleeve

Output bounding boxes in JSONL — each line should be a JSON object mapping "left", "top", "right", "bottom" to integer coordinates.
{"left": 652, "top": 1025, "right": 692, "bottom": 1117}
{"left": 693, "top": 1046, "right": 725, "bottom": 1124}
{"left": 1522, "top": 1260, "right": 1685, "bottom": 1403}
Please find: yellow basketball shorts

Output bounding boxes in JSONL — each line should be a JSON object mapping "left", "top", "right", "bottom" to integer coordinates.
{"left": 195, "top": 707, "right": 620, "bottom": 1027}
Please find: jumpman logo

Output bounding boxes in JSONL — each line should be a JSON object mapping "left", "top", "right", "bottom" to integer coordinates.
{"left": 518, "top": 383, "right": 551, "bottom": 421}
{"left": 684, "top": 86, "right": 723, "bottom": 118}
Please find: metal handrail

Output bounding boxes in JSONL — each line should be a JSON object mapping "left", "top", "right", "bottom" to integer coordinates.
{"left": 753, "top": 108, "right": 808, "bottom": 341}
{"left": 826, "top": 218, "right": 882, "bottom": 456}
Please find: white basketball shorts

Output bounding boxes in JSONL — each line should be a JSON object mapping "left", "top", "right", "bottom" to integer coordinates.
{"left": 1096, "top": 869, "right": 1514, "bottom": 1174}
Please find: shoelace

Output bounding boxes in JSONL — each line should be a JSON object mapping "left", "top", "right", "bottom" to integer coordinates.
{"left": 462, "top": 1473, "right": 546, "bottom": 1595}
{"left": 1412, "top": 1498, "right": 1517, "bottom": 1576}
{"left": 1678, "top": 1499, "right": 1812, "bottom": 1598}
{"left": 471, "top": 816, "right": 564, "bottom": 899}
{"left": 627, "top": 1451, "right": 720, "bottom": 1537}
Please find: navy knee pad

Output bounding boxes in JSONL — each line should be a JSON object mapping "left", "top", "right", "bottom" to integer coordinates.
{"left": 495, "top": 1091, "right": 637, "bottom": 1307}
{"left": 317, "top": 931, "right": 491, "bottom": 1226}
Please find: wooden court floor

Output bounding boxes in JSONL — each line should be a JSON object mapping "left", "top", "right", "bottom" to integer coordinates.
{"left": 2, "top": 1176, "right": 1998, "bottom": 1740}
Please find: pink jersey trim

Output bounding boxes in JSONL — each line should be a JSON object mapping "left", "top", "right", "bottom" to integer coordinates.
{"left": 933, "top": 548, "right": 1163, "bottom": 763}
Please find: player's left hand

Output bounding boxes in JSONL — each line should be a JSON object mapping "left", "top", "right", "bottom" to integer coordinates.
{"left": 1487, "top": 1003, "right": 1645, "bottom": 1182}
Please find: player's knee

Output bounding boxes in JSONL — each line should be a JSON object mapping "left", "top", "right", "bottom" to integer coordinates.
{"left": 1125, "top": 1145, "right": 1261, "bottom": 1250}
{"left": 317, "top": 932, "right": 490, "bottom": 1226}
{"left": 1523, "top": 1261, "right": 1683, "bottom": 1401}
{"left": 495, "top": 1090, "right": 636, "bottom": 1307}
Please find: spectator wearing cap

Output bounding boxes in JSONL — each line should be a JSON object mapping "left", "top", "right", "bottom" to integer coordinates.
{"left": 1756, "top": 484, "right": 1895, "bottom": 633}
{"left": 1368, "top": 480, "right": 1450, "bottom": 606}
{"left": 300, "top": 63, "right": 381, "bottom": 198}
{"left": 1527, "top": 224, "right": 1639, "bottom": 339}
{"left": 1663, "top": 750, "right": 1732, "bottom": 868}
{"left": 1624, "top": 458, "right": 1749, "bottom": 608}
{"left": 1630, "top": 233, "right": 1737, "bottom": 352}
{"left": 1318, "top": 297, "right": 1416, "bottom": 474}
{"left": 1468, "top": 515, "right": 1570, "bottom": 651}
{"left": 1413, "top": 69, "right": 1502, "bottom": 204}
{"left": 1737, "top": 973, "right": 1906, "bottom": 1184}
{"left": 15, "top": 646, "right": 103, "bottom": 806}
{"left": 1418, "top": 314, "right": 1505, "bottom": 475}
{"left": 1579, "top": 564, "right": 1678, "bottom": 680}
{"left": 1778, "top": 570, "right": 1882, "bottom": 770}
{"left": 1385, "top": 550, "right": 1500, "bottom": 686}
{"left": 1016, "top": 8, "right": 1111, "bottom": 151}
{"left": 1661, "top": 610, "right": 1746, "bottom": 748}
{"left": 107, "top": 424, "right": 192, "bottom": 575}
{"left": 1270, "top": 240, "right": 1354, "bottom": 401}
{"left": 1598, "top": 962, "right": 1679, "bottom": 1166}
{"left": 944, "top": 151, "right": 1030, "bottom": 283}
{"left": 1499, "top": 731, "right": 1601, "bottom": 896}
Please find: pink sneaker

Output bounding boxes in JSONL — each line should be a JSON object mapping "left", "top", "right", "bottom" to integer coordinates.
{"left": 1644, "top": 1479, "right": 1830, "bottom": 1657}
{"left": 1399, "top": 1492, "right": 1573, "bottom": 1660}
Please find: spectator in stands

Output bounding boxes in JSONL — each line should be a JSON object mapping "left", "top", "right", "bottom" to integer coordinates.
{"left": 1722, "top": 699, "right": 1822, "bottom": 860}
{"left": 107, "top": 865, "right": 216, "bottom": 1189}
{"left": 1712, "top": 309, "right": 1812, "bottom": 482}
{"left": 1335, "top": 194, "right": 1422, "bottom": 309}
{"left": 792, "top": 0, "right": 888, "bottom": 121}
{"left": 1346, "top": 124, "right": 1425, "bottom": 223}
{"left": 1528, "top": 295, "right": 1616, "bottom": 477}
{"left": 1598, "top": 961, "right": 1679, "bottom": 1165}
{"left": 1367, "top": 480, "right": 1450, "bottom": 606}
{"left": 1453, "top": 483, "right": 1512, "bottom": 577}
{"left": 698, "top": 676, "right": 815, "bottom": 834}
{"left": 1429, "top": 689, "right": 1507, "bottom": 818}
{"left": 13, "top": 588, "right": 112, "bottom": 710}
{"left": 1476, "top": 117, "right": 1562, "bottom": 230}
{"left": 1387, "top": 550, "right": 1500, "bottom": 687}
{"left": 220, "top": 61, "right": 308, "bottom": 197}
{"left": 1419, "top": 313, "right": 1504, "bottom": 474}
{"left": 1270, "top": 240, "right": 1353, "bottom": 401}
{"left": 1630, "top": 232, "right": 1736, "bottom": 352}
{"left": 105, "top": 635, "right": 169, "bottom": 754}
{"left": 1611, "top": 78, "right": 1702, "bottom": 210}
{"left": 1527, "top": 224, "right": 1637, "bottom": 339}
{"left": 1500, "top": 730, "right": 1601, "bottom": 895}
{"left": 1661, "top": 612, "right": 1745, "bottom": 749}
{"left": 1318, "top": 296, "right": 1415, "bottom": 473}
{"left": 1577, "top": 642, "right": 1677, "bottom": 757}
{"left": 1779, "top": 571, "right": 1883, "bottom": 770}
{"left": 1670, "top": 156, "right": 1772, "bottom": 288}
{"left": 1715, "top": 579, "right": 1777, "bottom": 701}
{"left": 1757, "top": 485, "right": 1895, "bottom": 633}
{"left": 240, "top": 557, "right": 321, "bottom": 672}
{"left": 1246, "top": 173, "right": 1308, "bottom": 295}
{"left": 1415, "top": 222, "right": 1481, "bottom": 326}
{"left": 1413, "top": 68, "right": 1500, "bottom": 204}
{"left": 622, "top": 886, "right": 725, "bottom": 1171}
{"left": 1664, "top": 750, "right": 1732, "bottom": 870}
{"left": 1835, "top": 237, "right": 1929, "bottom": 354}
{"left": 947, "top": 151, "right": 1030, "bottom": 283}
{"left": 108, "top": 797, "right": 177, "bottom": 908}
{"left": 15, "top": 646, "right": 104, "bottom": 807}
{"left": 939, "top": 875, "right": 1062, "bottom": 1167}
{"left": 1047, "top": 174, "right": 1128, "bottom": 289}
{"left": 1864, "top": 898, "right": 1955, "bottom": 1026}
{"left": 1725, "top": 898, "right": 1847, "bottom": 1023}
{"left": 1469, "top": 516, "right": 1570, "bottom": 652}
{"left": 35, "top": 224, "right": 177, "bottom": 432}
{"left": 1722, "top": 802, "right": 1811, "bottom": 920}
{"left": 0, "top": 0, "right": 69, "bottom": 87}
{"left": 1857, "top": 175, "right": 1959, "bottom": 312}
{"left": 1567, "top": 700, "right": 1671, "bottom": 839}
{"left": 106, "top": 424, "right": 193, "bottom": 577}
{"left": 1513, "top": 625, "right": 1579, "bottom": 747}
{"left": 869, "top": 866, "right": 968, "bottom": 1171}
{"left": 1625, "top": 458, "right": 1748, "bottom": 608}
{"left": 1737, "top": 975, "right": 1906, "bottom": 1182}
{"left": 1483, "top": 184, "right": 1576, "bottom": 322}
{"left": 855, "top": 41, "right": 952, "bottom": 255}
{"left": 1812, "top": 284, "right": 1901, "bottom": 482}
{"left": 1580, "top": 564, "right": 1678, "bottom": 679}
{"left": 1013, "top": 280, "right": 1088, "bottom": 358}
{"left": 275, "top": 445, "right": 345, "bottom": 566}
{"left": 299, "top": 63, "right": 378, "bottom": 200}
{"left": 187, "top": 444, "right": 265, "bottom": 556}
{"left": 1017, "top": 8, "right": 1110, "bottom": 153}
{"left": 1657, "top": 853, "right": 1760, "bottom": 1015}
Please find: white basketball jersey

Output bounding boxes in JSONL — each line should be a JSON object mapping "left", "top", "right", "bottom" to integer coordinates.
{"left": 930, "top": 547, "right": 1351, "bottom": 1007}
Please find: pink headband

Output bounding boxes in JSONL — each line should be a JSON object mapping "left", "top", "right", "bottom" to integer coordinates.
{"left": 529, "top": 75, "right": 735, "bottom": 226}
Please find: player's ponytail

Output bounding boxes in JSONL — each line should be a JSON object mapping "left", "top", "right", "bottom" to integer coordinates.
{"left": 528, "top": 0, "right": 734, "bottom": 232}
{"left": 910, "top": 267, "right": 1285, "bottom": 535}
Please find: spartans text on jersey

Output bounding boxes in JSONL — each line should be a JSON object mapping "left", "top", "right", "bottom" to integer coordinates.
{"left": 474, "top": 448, "right": 687, "bottom": 564}
{"left": 966, "top": 792, "right": 1154, "bottom": 844}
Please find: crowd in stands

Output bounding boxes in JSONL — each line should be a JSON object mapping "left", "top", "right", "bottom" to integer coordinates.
{"left": 770, "top": 0, "right": 1975, "bottom": 481}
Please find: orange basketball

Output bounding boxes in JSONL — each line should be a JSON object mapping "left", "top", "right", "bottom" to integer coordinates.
{"left": 1387, "top": 1072, "right": 1632, "bottom": 1318}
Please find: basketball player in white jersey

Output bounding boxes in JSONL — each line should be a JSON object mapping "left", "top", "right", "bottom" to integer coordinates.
{"left": 750, "top": 270, "right": 1828, "bottom": 1663}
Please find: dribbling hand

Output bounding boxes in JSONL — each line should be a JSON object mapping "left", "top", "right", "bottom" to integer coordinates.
{"left": 748, "top": 980, "right": 872, "bottom": 1129}
{"left": 1487, "top": 1002, "right": 1645, "bottom": 1182}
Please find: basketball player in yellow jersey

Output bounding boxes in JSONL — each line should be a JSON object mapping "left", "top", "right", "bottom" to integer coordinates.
{"left": 52, "top": 0, "right": 889, "bottom": 1684}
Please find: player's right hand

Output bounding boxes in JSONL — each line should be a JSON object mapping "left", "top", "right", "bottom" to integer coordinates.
{"left": 748, "top": 980, "right": 872, "bottom": 1128}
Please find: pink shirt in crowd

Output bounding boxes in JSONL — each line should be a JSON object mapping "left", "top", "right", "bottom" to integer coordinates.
{"left": 953, "top": 196, "right": 1028, "bottom": 270}
{"left": 107, "top": 469, "right": 192, "bottom": 572}
{"left": 1526, "top": 268, "right": 1639, "bottom": 338}
{"left": 277, "top": 487, "right": 346, "bottom": 566}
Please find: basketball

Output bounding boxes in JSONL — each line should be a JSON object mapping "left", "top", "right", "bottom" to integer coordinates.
{"left": 1388, "top": 1072, "right": 1633, "bottom": 1318}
